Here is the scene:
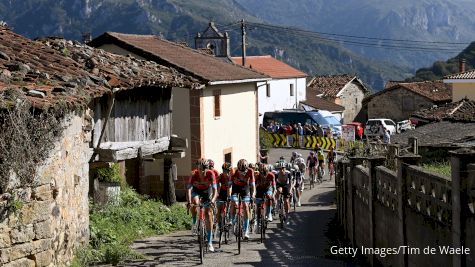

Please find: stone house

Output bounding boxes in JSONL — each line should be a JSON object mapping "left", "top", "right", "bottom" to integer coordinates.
{"left": 230, "top": 56, "right": 307, "bottom": 124}
{"left": 89, "top": 32, "right": 269, "bottom": 199}
{"left": 306, "top": 74, "right": 368, "bottom": 123}
{"left": 0, "top": 26, "right": 198, "bottom": 266}
{"left": 195, "top": 21, "right": 230, "bottom": 59}
{"left": 444, "top": 69, "right": 475, "bottom": 101}
{"left": 365, "top": 80, "right": 452, "bottom": 122}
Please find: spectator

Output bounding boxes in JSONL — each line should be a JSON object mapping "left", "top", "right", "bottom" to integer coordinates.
{"left": 383, "top": 128, "right": 391, "bottom": 144}
{"left": 315, "top": 124, "right": 324, "bottom": 137}
{"left": 286, "top": 124, "right": 294, "bottom": 147}
{"left": 297, "top": 123, "right": 304, "bottom": 147}
{"left": 304, "top": 123, "right": 313, "bottom": 135}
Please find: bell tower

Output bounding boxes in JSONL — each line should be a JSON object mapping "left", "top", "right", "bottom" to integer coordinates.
{"left": 195, "top": 21, "right": 230, "bottom": 58}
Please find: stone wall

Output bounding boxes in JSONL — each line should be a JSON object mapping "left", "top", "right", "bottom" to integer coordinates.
{"left": 335, "top": 149, "right": 475, "bottom": 267}
{"left": 338, "top": 82, "right": 366, "bottom": 124}
{"left": 367, "top": 88, "right": 434, "bottom": 121}
{"left": 0, "top": 113, "right": 91, "bottom": 267}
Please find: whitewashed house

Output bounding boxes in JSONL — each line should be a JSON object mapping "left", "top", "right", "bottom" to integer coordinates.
{"left": 90, "top": 32, "right": 269, "bottom": 199}
{"left": 231, "top": 56, "right": 307, "bottom": 124}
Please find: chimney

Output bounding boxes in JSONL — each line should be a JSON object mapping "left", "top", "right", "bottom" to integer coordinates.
{"left": 459, "top": 58, "right": 466, "bottom": 73}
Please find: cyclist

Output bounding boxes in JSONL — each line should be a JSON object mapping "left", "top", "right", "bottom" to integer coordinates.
{"left": 187, "top": 158, "right": 218, "bottom": 252}
{"left": 317, "top": 148, "right": 325, "bottom": 180}
{"left": 327, "top": 147, "right": 337, "bottom": 180}
{"left": 228, "top": 159, "right": 256, "bottom": 240}
{"left": 275, "top": 161, "right": 295, "bottom": 224}
{"left": 290, "top": 151, "right": 298, "bottom": 165}
{"left": 208, "top": 159, "right": 220, "bottom": 183}
{"left": 292, "top": 162, "right": 304, "bottom": 206}
{"left": 255, "top": 164, "right": 276, "bottom": 222}
{"left": 306, "top": 151, "right": 319, "bottom": 183}
{"left": 216, "top": 162, "right": 232, "bottom": 233}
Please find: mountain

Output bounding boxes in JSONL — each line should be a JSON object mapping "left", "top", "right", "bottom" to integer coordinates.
{"left": 0, "top": 0, "right": 413, "bottom": 90}
{"left": 408, "top": 41, "right": 475, "bottom": 81}
{"left": 235, "top": 0, "right": 475, "bottom": 71}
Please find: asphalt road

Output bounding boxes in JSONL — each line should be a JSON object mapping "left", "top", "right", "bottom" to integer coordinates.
{"left": 117, "top": 148, "right": 355, "bottom": 267}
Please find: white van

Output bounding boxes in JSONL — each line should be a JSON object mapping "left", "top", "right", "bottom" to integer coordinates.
{"left": 365, "top": 119, "right": 397, "bottom": 138}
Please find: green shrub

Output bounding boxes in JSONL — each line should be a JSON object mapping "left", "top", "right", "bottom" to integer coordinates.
{"left": 96, "top": 163, "right": 121, "bottom": 184}
{"left": 422, "top": 161, "right": 451, "bottom": 177}
{"left": 73, "top": 186, "right": 191, "bottom": 266}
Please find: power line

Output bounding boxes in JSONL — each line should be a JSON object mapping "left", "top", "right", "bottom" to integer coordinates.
{"left": 240, "top": 22, "right": 468, "bottom": 53}
{"left": 247, "top": 22, "right": 469, "bottom": 46}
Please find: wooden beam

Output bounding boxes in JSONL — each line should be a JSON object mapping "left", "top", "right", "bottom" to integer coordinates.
{"left": 170, "top": 136, "right": 188, "bottom": 149}
{"left": 153, "top": 151, "right": 186, "bottom": 159}
{"left": 95, "top": 137, "right": 171, "bottom": 162}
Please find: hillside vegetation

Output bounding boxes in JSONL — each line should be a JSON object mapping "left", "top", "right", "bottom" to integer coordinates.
{"left": 0, "top": 0, "right": 414, "bottom": 90}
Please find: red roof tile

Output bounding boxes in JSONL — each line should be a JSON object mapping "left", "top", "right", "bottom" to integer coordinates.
{"left": 307, "top": 74, "right": 365, "bottom": 98}
{"left": 365, "top": 80, "right": 452, "bottom": 104}
{"left": 231, "top": 56, "right": 307, "bottom": 79}
{"left": 301, "top": 92, "right": 344, "bottom": 112}
{"left": 89, "top": 32, "right": 269, "bottom": 83}
{"left": 412, "top": 98, "right": 475, "bottom": 123}
{"left": 0, "top": 27, "right": 201, "bottom": 110}
{"left": 445, "top": 69, "right": 475, "bottom": 79}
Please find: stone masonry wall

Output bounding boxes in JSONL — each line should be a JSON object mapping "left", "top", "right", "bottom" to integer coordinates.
{"left": 339, "top": 82, "right": 366, "bottom": 124}
{"left": 0, "top": 113, "right": 92, "bottom": 267}
{"left": 367, "top": 88, "right": 434, "bottom": 121}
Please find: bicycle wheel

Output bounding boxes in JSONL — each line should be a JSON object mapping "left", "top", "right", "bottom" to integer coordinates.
{"left": 292, "top": 189, "right": 297, "bottom": 212}
{"left": 198, "top": 220, "right": 204, "bottom": 264}
{"left": 260, "top": 206, "right": 265, "bottom": 243}
{"left": 237, "top": 214, "right": 242, "bottom": 254}
{"left": 279, "top": 197, "right": 284, "bottom": 229}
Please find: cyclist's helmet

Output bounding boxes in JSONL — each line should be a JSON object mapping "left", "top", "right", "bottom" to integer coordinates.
{"left": 292, "top": 151, "right": 297, "bottom": 157}
{"left": 207, "top": 159, "right": 215, "bottom": 168}
{"left": 237, "top": 159, "right": 249, "bottom": 172}
{"left": 259, "top": 164, "right": 268, "bottom": 174}
{"left": 249, "top": 163, "right": 255, "bottom": 170}
{"left": 310, "top": 151, "right": 315, "bottom": 156}
{"left": 286, "top": 162, "right": 293, "bottom": 170}
{"left": 279, "top": 156, "right": 285, "bottom": 161}
{"left": 277, "top": 162, "right": 286, "bottom": 169}
{"left": 222, "top": 162, "right": 232, "bottom": 172}
{"left": 196, "top": 158, "right": 209, "bottom": 170}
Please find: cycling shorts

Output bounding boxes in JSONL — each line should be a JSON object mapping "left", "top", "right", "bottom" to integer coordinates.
{"left": 218, "top": 189, "right": 228, "bottom": 202}
{"left": 191, "top": 188, "right": 212, "bottom": 207}
{"left": 256, "top": 186, "right": 273, "bottom": 199}
{"left": 276, "top": 183, "right": 291, "bottom": 198}
{"left": 230, "top": 185, "right": 251, "bottom": 203}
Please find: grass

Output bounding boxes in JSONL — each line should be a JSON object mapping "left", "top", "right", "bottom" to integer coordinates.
{"left": 422, "top": 161, "right": 451, "bottom": 177}
{"left": 71, "top": 187, "right": 191, "bottom": 266}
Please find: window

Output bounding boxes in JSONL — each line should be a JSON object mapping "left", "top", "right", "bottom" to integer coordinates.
{"left": 213, "top": 89, "right": 221, "bottom": 117}
{"left": 290, "top": 84, "right": 294, "bottom": 96}
{"left": 224, "top": 152, "right": 232, "bottom": 164}
{"left": 266, "top": 84, "right": 271, "bottom": 97}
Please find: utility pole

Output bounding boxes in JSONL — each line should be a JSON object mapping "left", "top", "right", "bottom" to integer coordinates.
{"left": 241, "top": 19, "right": 246, "bottom": 66}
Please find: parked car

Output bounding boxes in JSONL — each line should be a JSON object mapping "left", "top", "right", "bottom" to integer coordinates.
{"left": 263, "top": 110, "right": 342, "bottom": 137}
{"left": 345, "top": 122, "right": 364, "bottom": 139}
{"left": 364, "top": 119, "right": 397, "bottom": 138}
{"left": 396, "top": 120, "right": 415, "bottom": 133}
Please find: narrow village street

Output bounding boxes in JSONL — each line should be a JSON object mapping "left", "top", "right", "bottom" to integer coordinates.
{"left": 114, "top": 149, "right": 356, "bottom": 267}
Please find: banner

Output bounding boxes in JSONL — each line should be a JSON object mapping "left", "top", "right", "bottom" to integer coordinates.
{"left": 342, "top": 125, "right": 355, "bottom": 141}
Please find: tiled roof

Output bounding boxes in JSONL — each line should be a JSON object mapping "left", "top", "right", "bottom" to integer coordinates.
{"left": 230, "top": 56, "right": 307, "bottom": 79}
{"left": 0, "top": 27, "right": 201, "bottom": 110}
{"left": 445, "top": 69, "right": 475, "bottom": 79}
{"left": 392, "top": 121, "right": 475, "bottom": 146}
{"left": 307, "top": 74, "right": 362, "bottom": 98}
{"left": 89, "top": 32, "right": 269, "bottom": 83}
{"left": 411, "top": 99, "right": 475, "bottom": 123}
{"left": 301, "top": 91, "right": 344, "bottom": 112}
{"left": 365, "top": 80, "right": 451, "bottom": 104}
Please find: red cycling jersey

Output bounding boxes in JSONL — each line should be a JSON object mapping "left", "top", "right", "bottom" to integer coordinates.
{"left": 218, "top": 172, "right": 231, "bottom": 190}
{"left": 188, "top": 169, "right": 216, "bottom": 191}
{"left": 256, "top": 172, "right": 276, "bottom": 189}
{"left": 230, "top": 168, "right": 255, "bottom": 187}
